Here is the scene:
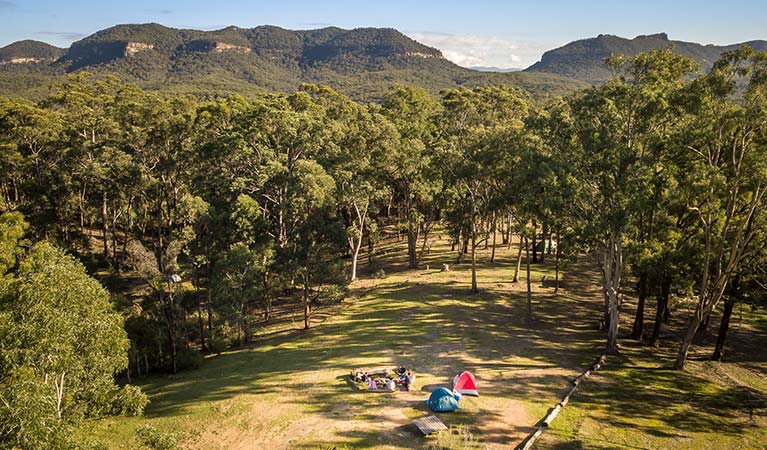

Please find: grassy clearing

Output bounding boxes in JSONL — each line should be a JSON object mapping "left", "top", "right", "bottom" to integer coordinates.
{"left": 81, "top": 234, "right": 767, "bottom": 449}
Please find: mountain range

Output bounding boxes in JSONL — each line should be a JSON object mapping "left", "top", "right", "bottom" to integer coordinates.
{"left": 0, "top": 24, "right": 765, "bottom": 101}
{"left": 526, "top": 32, "right": 767, "bottom": 83}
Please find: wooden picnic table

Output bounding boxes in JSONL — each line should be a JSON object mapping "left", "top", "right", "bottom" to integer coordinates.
{"left": 413, "top": 415, "right": 448, "bottom": 435}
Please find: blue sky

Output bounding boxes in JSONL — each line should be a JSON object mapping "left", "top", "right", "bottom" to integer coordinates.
{"left": 1, "top": 0, "right": 766, "bottom": 68}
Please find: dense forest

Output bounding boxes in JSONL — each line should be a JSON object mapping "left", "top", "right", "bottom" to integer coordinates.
{"left": 1, "top": 45, "right": 766, "bottom": 448}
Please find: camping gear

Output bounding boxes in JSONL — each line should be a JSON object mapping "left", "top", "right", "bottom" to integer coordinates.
{"left": 426, "top": 387, "right": 461, "bottom": 412}
{"left": 453, "top": 371, "right": 479, "bottom": 396}
{"left": 413, "top": 415, "right": 448, "bottom": 435}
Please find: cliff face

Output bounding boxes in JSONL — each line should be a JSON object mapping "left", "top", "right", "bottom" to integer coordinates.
{"left": 0, "top": 23, "right": 585, "bottom": 101}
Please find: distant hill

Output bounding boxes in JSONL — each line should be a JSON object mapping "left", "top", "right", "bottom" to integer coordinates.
{"left": 0, "top": 23, "right": 586, "bottom": 101}
{"left": 0, "top": 40, "right": 65, "bottom": 64}
{"left": 525, "top": 33, "right": 767, "bottom": 83}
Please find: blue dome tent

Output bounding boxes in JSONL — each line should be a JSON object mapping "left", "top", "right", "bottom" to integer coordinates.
{"left": 425, "top": 387, "right": 461, "bottom": 412}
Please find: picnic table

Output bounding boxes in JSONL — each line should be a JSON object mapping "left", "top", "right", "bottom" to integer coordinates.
{"left": 413, "top": 415, "right": 448, "bottom": 435}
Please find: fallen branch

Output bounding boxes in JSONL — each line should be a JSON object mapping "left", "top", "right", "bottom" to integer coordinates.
{"left": 515, "top": 354, "right": 607, "bottom": 450}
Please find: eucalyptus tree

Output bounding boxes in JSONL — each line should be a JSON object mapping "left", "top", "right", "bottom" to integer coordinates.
{"left": 0, "top": 98, "right": 65, "bottom": 236}
{"left": 440, "top": 86, "right": 529, "bottom": 293}
{"left": 303, "top": 84, "right": 394, "bottom": 281}
{"left": 0, "top": 242, "right": 145, "bottom": 448}
{"left": 567, "top": 49, "right": 697, "bottom": 354}
{"left": 672, "top": 47, "right": 767, "bottom": 368}
{"left": 278, "top": 159, "right": 346, "bottom": 329}
{"left": 380, "top": 86, "right": 442, "bottom": 269}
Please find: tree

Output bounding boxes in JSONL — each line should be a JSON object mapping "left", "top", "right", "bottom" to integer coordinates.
{"left": 380, "top": 86, "right": 442, "bottom": 269}
{"left": 567, "top": 49, "right": 697, "bottom": 354}
{"left": 672, "top": 47, "right": 767, "bottom": 368}
{"left": 0, "top": 211, "right": 28, "bottom": 276}
{"left": 279, "top": 160, "right": 346, "bottom": 329}
{"left": 440, "top": 86, "right": 529, "bottom": 293}
{"left": 0, "top": 242, "right": 145, "bottom": 448}
{"left": 304, "top": 85, "right": 394, "bottom": 281}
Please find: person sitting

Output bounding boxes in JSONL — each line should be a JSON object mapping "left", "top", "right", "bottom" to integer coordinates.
{"left": 404, "top": 371, "right": 415, "bottom": 391}
{"left": 361, "top": 371, "right": 368, "bottom": 382}
{"left": 387, "top": 378, "right": 396, "bottom": 391}
{"left": 368, "top": 377, "right": 377, "bottom": 390}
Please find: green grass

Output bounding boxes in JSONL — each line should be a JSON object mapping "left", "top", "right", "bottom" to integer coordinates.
{"left": 80, "top": 235, "right": 767, "bottom": 449}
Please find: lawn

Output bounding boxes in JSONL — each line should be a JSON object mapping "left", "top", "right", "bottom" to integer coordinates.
{"left": 80, "top": 234, "right": 767, "bottom": 449}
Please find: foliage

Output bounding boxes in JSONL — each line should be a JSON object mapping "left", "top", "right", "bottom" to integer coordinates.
{"left": 426, "top": 425, "right": 486, "bottom": 450}
{"left": 135, "top": 424, "right": 179, "bottom": 450}
{"left": 0, "top": 241, "right": 143, "bottom": 447}
{"left": 110, "top": 384, "right": 149, "bottom": 417}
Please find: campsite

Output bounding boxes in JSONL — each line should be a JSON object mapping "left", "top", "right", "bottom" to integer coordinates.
{"left": 74, "top": 235, "right": 767, "bottom": 449}
{"left": 2, "top": 3, "right": 767, "bottom": 449}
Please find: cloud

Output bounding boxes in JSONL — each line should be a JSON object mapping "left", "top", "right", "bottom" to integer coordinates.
{"left": 37, "top": 31, "right": 87, "bottom": 41}
{"left": 0, "top": 1, "right": 17, "bottom": 8}
{"left": 405, "top": 31, "right": 546, "bottom": 69}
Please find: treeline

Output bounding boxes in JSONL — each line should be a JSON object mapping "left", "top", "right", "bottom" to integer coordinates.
{"left": 1, "top": 46, "right": 766, "bottom": 445}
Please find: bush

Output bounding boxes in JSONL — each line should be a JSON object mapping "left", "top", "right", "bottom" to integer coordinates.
{"left": 175, "top": 348, "right": 204, "bottom": 371}
{"left": 111, "top": 385, "right": 149, "bottom": 416}
{"left": 373, "top": 268, "right": 386, "bottom": 279}
{"left": 207, "top": 335, "right": 227, "bottom": 355}
{"left": 426, "top": 425, "right": 485, "bottom": 450}
{"left": 135, "top": 424, "right": 179, "bottom": 450}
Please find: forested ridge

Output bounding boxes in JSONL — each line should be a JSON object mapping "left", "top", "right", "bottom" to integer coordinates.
{"left": 0, "top": 23, "right": 585, "bottom": 102}
{"left": 1, "top": 45, "right": 767, "bottom": 448}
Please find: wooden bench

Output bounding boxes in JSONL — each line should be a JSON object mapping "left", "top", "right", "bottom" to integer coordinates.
{"left": 413, "top": 415, "right": 448, "bottom": 435}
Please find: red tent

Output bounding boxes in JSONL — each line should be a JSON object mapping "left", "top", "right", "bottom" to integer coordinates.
{"left": 452, "top": 371, "right": 478, "bottom": 396}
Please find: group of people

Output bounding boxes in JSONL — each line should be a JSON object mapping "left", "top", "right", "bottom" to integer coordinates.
{"left": 353, "top": 366, "right": 415, "bottom": 392}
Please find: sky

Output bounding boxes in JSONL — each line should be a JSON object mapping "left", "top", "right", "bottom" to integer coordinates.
{"left": 1, "top": 0, "right": 766, "bottom": 69}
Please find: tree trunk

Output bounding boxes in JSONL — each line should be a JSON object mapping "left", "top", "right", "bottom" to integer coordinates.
{"left": 513, "top": 234, "right": 524, "bottom": 283}
{"left": 101, "top": 192, "right": 109, "bottom": 259}
{"left": 554, "top": 231, "right": 560, "bottom": 293}
{"left": 540, "top": 221, "right": 547, "bottom": 263}
{"left": 303, "top": 262, "right": 311, "bottom": 330}
{"left": 712, "top": 275, "right": 739, "bottom": 361}
{"left": 490, "top": 215, "right": 497, "bottom": 263}
{"left": 525, "top": 236, "right": 532, "bottom": 322}
{"left": 712, "top": 298, "right": 735, "bottom": 361}
{"left": 349, "top": 201, "right": 367, "bottom": 281}
{"left": 674, "top": 303, "right": 703, "bottom": 369}
{"left": 602, "top": 232, "right": 622, "bottom": 355}
{"left": 197, "top": 297, "right": 206, "bottom": 351}
{"left": 367, "top": 234, "right": 374, "bottom": 264}
{"left": 407, "top": 220, "right": 419, "bottom": 269}
{"left": 470, "top": 229, "right": 478, "bottom": 293}
{"left": 630, "top": 273, "right": 648, "bottom": 340}
{"left": 532, "top": 220, "right": 538, "bottom": 263}
{"left": 650, "top": 276, "right": 671, "bottom": 346}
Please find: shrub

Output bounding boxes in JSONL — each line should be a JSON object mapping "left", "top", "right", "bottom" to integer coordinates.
{"left": 373, "top": 268, "right": 386, "bottom": 279}
{"left": 111, "top": 385, "right": 149, "bottom": 416}
{"left": 135, "top": 424, "right": 179, "bottom": 450}
{"left": 175, "top": 348, "right": 204, "bottom": 371}
{"left": 207, "top": 335, "right": 227, "bottom": 355}
{"left": 426, "top": 425, "right": 486, "bottom": 450}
